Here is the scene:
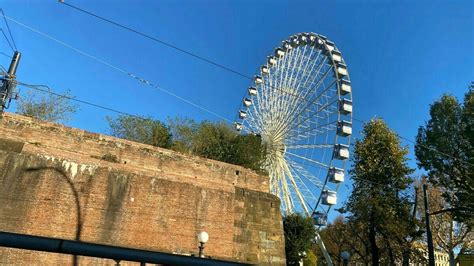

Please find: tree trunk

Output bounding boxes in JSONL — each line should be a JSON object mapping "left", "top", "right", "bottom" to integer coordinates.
{"left": 369, "top": 212, "right": 379, "bottom": 266}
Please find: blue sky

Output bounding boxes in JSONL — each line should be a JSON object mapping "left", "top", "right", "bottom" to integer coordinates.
{"left": 1, "top": 0, "right": 472, "bottom": 220}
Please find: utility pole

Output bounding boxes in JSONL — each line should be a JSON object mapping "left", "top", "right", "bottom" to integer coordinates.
{"left": 0, "top": 50, "right": 21, "bottom": 115}
{"left": 423, "top": 184, "right": 435, "bottom": 266}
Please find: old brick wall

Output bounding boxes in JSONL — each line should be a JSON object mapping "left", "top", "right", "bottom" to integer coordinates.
{"left": 0, "top": 113, "right": 285, "bottom": 265}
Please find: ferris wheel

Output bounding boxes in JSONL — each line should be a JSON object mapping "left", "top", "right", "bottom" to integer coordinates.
{"left": 235, "top": 32, "right": 352, "bottom": 264}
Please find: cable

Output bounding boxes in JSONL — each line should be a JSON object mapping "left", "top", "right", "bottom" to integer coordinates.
{"left": 2, "top": 11, "right": 470, "bottom": 167}
{"left": 59, "top": 1, "right": 250, "bottom": 80}
{"left": 0, "top": 8, "right": 17, "bottom": 51}
{"left": 1, "top": 13, "right": 232, "bottom": 123}
{"left": 0, "top": 51, "right": 12, "bottom": 58}
{"left": 0, "top": 28, "right": 14, "bottom": 52}
{"left": 57, "top": 2, "right": 474, "bottom": 167}
{"left": 14, "top": 80, "right": 152, "bottom": 121}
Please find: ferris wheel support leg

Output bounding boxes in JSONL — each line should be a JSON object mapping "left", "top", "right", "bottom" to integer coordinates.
{"left": 315, "top": 232, "right": 333, "bottom": 266}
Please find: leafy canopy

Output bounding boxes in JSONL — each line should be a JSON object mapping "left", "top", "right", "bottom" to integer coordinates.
{"left": 347, "top": 119, "right": 415, "bottom": 265}
{"left": 16, "top": 89, "right": 78, "bottom": 123}
{"left": 107, "top": 116, "right": 267, "bottom": 172}
{"left": 283, "top": 213, "right": 316, "bottom": 265}
{"left": 107, "top": 115, "right": 172, "bottom": 148}
{"left": 415, "top": 88, "right": 474, "bottom": 225}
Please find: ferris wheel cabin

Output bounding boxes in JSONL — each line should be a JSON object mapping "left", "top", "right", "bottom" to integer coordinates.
{"left": 312, "top": 211, "right": 328, "bottom": 226}
{"left": 329, "top": 167, "right": 345, "bottom": 183}
{"left": 334, "top": 144, "right": 350, "bottom": 160}
{"left": 322, "top": 190, "right": 337, "bottom": 205}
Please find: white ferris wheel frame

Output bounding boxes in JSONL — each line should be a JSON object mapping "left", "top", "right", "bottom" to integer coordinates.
{"left": 235, "top": 32, "right": 353, "bottom": 265}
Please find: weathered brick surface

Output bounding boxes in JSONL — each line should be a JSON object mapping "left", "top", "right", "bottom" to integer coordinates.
{"left": 0, "top": 113, "right": 285, "bottom": 265}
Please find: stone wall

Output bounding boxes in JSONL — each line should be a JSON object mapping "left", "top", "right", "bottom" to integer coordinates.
{"left": 0, "top": 113, "right": 285, "bottom": 265}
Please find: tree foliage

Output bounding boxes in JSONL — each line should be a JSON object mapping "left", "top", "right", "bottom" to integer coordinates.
{"left": 283, "top": 213, "right": 316, "bottom": 265}
{"left": 347, "top": 119, "right": 416, "bottom": 265}
{"left": 107, "top": 115, "right": 172, "bottom": 148}
{"left": 107, "top": 116, "right": 267, "bottom": 172}
{"left": 415, "top": 88, "right": 474, "bottom": 225}
{"left": 16, "top": 89, "right": 78, "bottom": 123}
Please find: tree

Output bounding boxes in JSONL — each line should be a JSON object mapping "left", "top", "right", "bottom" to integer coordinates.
{"left": 168, "top": 119, "right": 266, "bottom": 173}
{"left": 283, "top": 213, "right": 316, "bottom": 265}
{"left": 230, "top": 134, "right": 266, "bottom": 174}
{"left": 415, "top": 87, "right": 474, "bottom": 225}
{"left": 168, "top": 117, "right": 198, "bottom": 153}
{"left": 107, "top": 115, "right": 172, "bottom": 148}
{"left": 347, "top": 119, "right": 415, "bottom": 265}
{"left": 16, "top": 88, "right": 78, "bottom": 123}
{"left": 191, "top": 121, "right": 237, "bottom": 162}
{"left": 318, "top": 216, "right": 351, "bottom": 264}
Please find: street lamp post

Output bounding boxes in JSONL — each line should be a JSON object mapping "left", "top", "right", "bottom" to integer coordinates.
{"left": 341, "top": 251, "right": 350, "bottom": 266}
{"left": 197, "top": 231, "right": 209, "bottom": 258}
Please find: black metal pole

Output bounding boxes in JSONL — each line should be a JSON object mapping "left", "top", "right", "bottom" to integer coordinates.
{"left": 7, "top": 51, "right": 21, "bottom": 77}
{"left": 423, "top": 184, "right": 435, "bottom": 266}
{"left": 0, "top": 231, "right": 248, "bottom": 266}
{"left": 198, "top": 242, "right": 204, "bottom": 258}
{"left": 1, "top": 51, "right": 21, "bottom": 114}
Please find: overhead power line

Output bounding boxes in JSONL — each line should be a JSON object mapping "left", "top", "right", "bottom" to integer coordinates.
{"left": 0, "top": 13, "right": 232, "bottom": 123}
{"left": 2, "top": 10, "right": 470, "bottom": 168}
{"left": 13, "top": 80, "right": 151, "bottom": 120}
{"left": 0, "top": 51, "right": 12, "bottom": 58}
{"left": 59, "top": 1, "right": 251, "bottom": 80}
{"left": 0, "top": 29, "right": 14, "bottom": 52}
{"left": 0, "top": 8, "right": 17, "bottom": 51}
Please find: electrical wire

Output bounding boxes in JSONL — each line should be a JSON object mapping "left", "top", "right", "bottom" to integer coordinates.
{"left": 59, "top": 1, "right": 250, "bottom": 80}
{"left": 14, "top": 80, "right": 151, "bottom": 120}
{"left": 57, "top": 2, "right": 474, "bottom": 168}
{"left": 0, "top": 51, "right": 12, "bottom": 58}
{"left": 0, "top": 8, "right": 17, "bottom": 51}
{"left": 0, "top": 13, "right": 232, "bottom": 123}
{"left": 0, "top": 29, "right": 14, "bottom": 52}
{"left": 1, "top": 10, "right": 471, "bottom": 167}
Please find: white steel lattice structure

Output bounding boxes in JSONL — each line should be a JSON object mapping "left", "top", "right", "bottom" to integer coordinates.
{"left": 235, "top": 33, "right": 352, "bottom": 265}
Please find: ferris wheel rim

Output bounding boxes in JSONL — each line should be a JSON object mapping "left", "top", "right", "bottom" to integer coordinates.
{"left": 235, "top": 32, "right": 353, "bottom": 221}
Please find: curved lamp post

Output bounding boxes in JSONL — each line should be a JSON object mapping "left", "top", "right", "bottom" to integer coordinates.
{"left": 197, "top": 232, "right": 209, "bottom": 258}
{"left": 341, "top": 251, "right": 350, "bottom": 266}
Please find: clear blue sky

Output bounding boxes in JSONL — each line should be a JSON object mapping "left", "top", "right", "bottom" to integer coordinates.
{"left": 1, "top": 0, "right": 472, "bottom": 220}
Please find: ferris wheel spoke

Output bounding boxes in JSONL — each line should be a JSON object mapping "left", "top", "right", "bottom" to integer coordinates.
{"left": 272, "top": 70, "right": 337, "bottom": 140}
{"left": 281, "top": 159, "right": 310, "bottom": 215}
{"left": 286, "top": 144, "right": 334, "bottom": 149}
{"left": 276, "top": 89, "right": 339, "bottom": 142}
{"left": 288, "top": 161, "right": 326, "bottom": 188}
{"left": 285, "top": 151, "right": 330, "bottom": 169}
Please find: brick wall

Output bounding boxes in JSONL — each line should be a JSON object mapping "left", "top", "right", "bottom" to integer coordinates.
{"left": 0, "top": 113, "right": 285, "bottom": 265}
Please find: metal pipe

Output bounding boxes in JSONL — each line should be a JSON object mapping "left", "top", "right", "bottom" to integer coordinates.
{"left": 423, "top": 184, "right": 435, "bottom": 266}
{"left": 0, "top": 231, "right": 250, "bottom": 266}
{"left": 7, "top": 51, "right": 21, "bottom": 77}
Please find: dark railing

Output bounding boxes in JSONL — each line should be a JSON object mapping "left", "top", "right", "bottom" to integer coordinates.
{"left": 0, "top": 231, "right": 251, "bottom": 266}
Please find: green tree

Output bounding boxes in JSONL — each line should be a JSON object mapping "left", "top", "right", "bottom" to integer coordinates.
{"left": 170, "top": 119, "right": 266, "bottom": 173}
{"left": 231, "top": 134, "right": 266, "bottom": 174}
{"left": 415, "top": 88, "right": 474, "bottom": 225}
{"left": 106, "top": 115, "right": 172, "bottom": 148}
{"left": 191, "top": 121, "right": 236, "bottom": 162}
{"left": 318, "top": 215, "right": 351, "bottom": 265}
{"left": 168, "top": 117, "right": 198, "bottom": 153}
{"left": 283, "top": 213, "right": 316, "bottom": 265}
{"left": 16, "top": 89, "right": 78, "bottom": 123}
{"left": 347, "top": 119, "right": 414, "bottom": 265}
